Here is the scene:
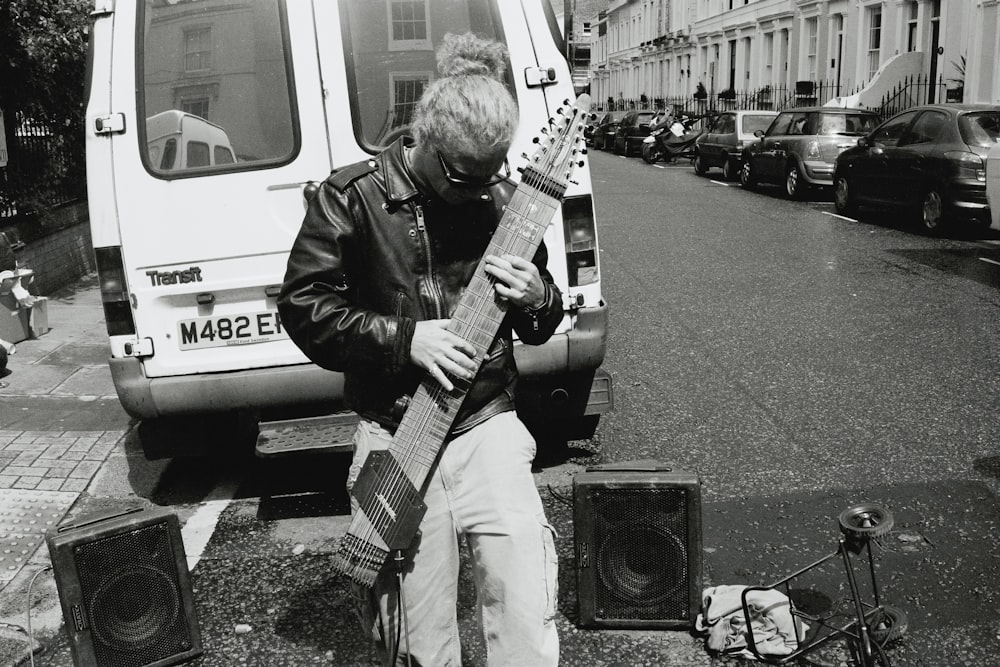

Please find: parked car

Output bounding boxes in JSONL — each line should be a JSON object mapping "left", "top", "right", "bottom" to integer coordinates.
{"left": 740, "top": 106, "right": 880, "bottom": 198}
{"left": 613, "top": 110, "right": 659, "bottom": 157}
{"left": 694, "top": 109, "right": 777, "bottom": 180}
{"left": 834, "top": 104, "right": 1000, "bottom": 232}
{"left": 591, "top": 111, "right": 626, "bottom": 150}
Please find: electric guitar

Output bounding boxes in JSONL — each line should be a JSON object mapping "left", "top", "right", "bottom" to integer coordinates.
{"left": 334, "top": 94, "right": 592, "bottom": 587}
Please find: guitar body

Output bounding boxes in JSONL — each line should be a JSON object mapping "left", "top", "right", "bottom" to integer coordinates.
{"left": 335, "top": 95, "right": 592, "bottom": 587}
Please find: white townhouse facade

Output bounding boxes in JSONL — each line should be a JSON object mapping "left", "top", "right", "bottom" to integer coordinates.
{"left": 587, "top": 0, "right": 1000, "bottom": 111}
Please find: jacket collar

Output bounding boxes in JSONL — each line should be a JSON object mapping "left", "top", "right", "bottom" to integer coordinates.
{"left": 377, "top": 138, "right": 421, "bottom": 203}
{"left": 377, "top": 137, "right": 500, "bottom": 204}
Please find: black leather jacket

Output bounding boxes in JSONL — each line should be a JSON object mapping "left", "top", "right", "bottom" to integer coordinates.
{"left": 278, "top": 139, "right": 564, "bottom": 434}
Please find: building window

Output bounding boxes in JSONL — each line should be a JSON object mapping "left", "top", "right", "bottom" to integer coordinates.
{"left": 183, "top": 27, "right": 211, "bottom": 72}
{"left": 764, "top": 32, "right": 773, "bottom": 83}
{"left": 906, "top": 2, "right": 919, "bottom": 52}
{"left": 867, "top": 6, "right": 882, "bottom": 81}
{"left": 390, "top": 75, "right": 428, "bottom": 132}
{"left": 805, "top": 17, "right": 818, "bottom": 81}
{"left": 181, "top": 97, "right": 210, "bottom": 120}
{"left": 388, "top": 0, "right": 430, "bottom": 51}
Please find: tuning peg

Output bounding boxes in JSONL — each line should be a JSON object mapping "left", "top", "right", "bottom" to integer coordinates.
{"left": 564, "top": 98, "right": 571, "bottom": 106}
{"left": 577, "top": 161, "right": 585, "bottom": 167}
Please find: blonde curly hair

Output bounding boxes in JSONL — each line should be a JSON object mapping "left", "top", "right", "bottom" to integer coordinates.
{"left": 411, "top": 33, "right": 519, "bottom": 160}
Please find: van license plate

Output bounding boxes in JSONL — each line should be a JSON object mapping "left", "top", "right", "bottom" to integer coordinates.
{"left": 177, "top": 311, "right": 288, "bottom": 350}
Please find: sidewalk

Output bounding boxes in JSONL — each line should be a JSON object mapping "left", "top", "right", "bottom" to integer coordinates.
{"left": 0, "top": 272, "right": 129, "bottom": 667}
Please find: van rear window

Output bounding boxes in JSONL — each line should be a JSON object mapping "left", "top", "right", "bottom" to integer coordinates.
{"left": 138, "top": 0, "right": 296, "bottom": 177}
{"left": 340, "top": 0, "right": 510, "bottom": 151}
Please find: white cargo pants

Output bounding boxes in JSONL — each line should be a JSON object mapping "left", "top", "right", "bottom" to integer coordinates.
{"left": 347, "top": 411, "right": 559, "bottom": 666}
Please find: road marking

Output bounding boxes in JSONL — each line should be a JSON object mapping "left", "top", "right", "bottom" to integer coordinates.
{"left": 710, "top": 179, "right": 733, "bottom": 187}
{"left": 978, "top": 257, "right": 1000, "bottom": 267}
{"left": 183, "top": 475, "right": 239, "bottom": 571}
{"left": 822, "top": 212, "right": 858, "bottom": 222}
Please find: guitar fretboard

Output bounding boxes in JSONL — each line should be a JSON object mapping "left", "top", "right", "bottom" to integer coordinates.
{"left": 334, "top": 93, "right": 590, "bottom": 586}
{"left": 389, "top": 184, "right": 562, "bottom": 483}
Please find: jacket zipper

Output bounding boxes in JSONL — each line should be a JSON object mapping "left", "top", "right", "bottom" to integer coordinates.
{"left": 414, "top": 204, "right": 446, "bottom": 319}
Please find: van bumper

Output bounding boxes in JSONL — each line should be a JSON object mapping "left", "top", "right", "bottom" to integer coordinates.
{"left": 110, "top": 303, "right": 611, "bottom": 420}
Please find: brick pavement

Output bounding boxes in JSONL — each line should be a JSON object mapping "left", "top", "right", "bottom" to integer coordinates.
{"left": 0, "top": 429, "right": 123, "bottom": 492}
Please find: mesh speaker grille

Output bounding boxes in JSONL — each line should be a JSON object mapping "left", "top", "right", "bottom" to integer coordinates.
{"left": 73, "top": 521, "right": 193, "bottom": 667}
{"left": 591, "top": 487, "right": 690, "bottom": 621}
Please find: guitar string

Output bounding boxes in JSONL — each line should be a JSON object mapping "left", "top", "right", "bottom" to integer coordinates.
{"left": 342, "top": 162, "right": 577, "bottom": 576}
{"left": 342, "top": 109, "right": 586, "bottom": 576}
{"left": 341, "top": 105, "right": 587, "bottom": 577}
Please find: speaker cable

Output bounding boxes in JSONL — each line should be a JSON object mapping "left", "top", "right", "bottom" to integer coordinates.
{"left": 25, "top": 564, "right": 53, "bottom": 667}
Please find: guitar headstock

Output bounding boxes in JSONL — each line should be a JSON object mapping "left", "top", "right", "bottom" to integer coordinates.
{"left": 520, "top": 94, "right": 591, "bottom": 189}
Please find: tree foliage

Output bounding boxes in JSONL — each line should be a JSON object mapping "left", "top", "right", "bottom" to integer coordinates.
{"left": 0, "top": 0, "right": 90, "bottom": 213}
{"left": 0, "top": 0, "right": 90, "bottom": 126}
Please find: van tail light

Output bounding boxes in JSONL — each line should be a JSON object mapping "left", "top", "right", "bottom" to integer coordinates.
{"left": 944, "top": 151, "right": 986, "bottom": 182}
{"left": 95, "top": 246, "right": 136, "bottom": 336}
{"left": 562, "top": 195, "right": 599, "bottom": 287}
{"left": 805, "top": 140, "right": 822, "bottom": 159}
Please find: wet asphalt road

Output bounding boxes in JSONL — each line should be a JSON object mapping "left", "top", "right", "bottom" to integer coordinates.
{"left": 25, "top": 149, "right": 1000, "bottom": 666}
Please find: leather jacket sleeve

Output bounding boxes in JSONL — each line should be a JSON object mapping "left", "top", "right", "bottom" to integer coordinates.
{"left": 277, "top": 181, "right": 414, "bottom": 375}
{"left": 512, "top": 240, "right": 564, "bottom": 345}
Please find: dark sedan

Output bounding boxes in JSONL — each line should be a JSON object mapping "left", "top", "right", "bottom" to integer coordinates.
{"left": 591, "top": 111, "right": 626, "bottom": 151}
{"left": 834, "top": 104, "right": 1000, "bottom": 232}
{"left": 613, "top": 110, "right": 659, "bottom": 157}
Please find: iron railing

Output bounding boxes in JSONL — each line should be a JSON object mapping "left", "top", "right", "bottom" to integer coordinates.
{"left": 593, "top": 74, "right": 950, "bottom": 123}
{"left": 0, "top": 111, "right": 85, "bottom": 222}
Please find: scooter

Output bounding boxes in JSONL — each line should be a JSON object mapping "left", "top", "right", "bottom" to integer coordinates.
{"left": 642, "top": 116, "right": 703, "bottom": 164}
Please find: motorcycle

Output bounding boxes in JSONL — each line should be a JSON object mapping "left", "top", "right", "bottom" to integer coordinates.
{"left": 642, "top": 116, "right": 704, "bottom": 164}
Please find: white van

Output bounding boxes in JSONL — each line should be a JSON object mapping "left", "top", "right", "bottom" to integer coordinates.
{"left": 146, "top": 110, "right": 236, "bottom": 171}
{"left": 87, "top": 0, "right": 611, "bottom": 455}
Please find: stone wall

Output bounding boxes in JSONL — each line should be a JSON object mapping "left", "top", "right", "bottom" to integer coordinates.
{"left": 4, "top": 202, "right": 96, "bottom": 296}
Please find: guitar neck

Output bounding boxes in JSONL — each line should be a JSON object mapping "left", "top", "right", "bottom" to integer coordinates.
{"left": 336, "top": 95, "right": 590, "bottom": 586}
{"left": 388, "top": 184, "right": 563, "bottom": 483}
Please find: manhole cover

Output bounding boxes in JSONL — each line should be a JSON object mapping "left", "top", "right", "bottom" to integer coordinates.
{"left": 0, "top": 488, "right": 77, "bottom": 584}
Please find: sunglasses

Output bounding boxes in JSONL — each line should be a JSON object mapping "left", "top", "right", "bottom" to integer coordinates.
{"left": 437, "top": 151, "right": 511, "bottom": 187}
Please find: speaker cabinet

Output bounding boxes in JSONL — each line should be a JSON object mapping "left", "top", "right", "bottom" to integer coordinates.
{"left": 46, "top": 506, "right": 202, "bottom": 667}
{"left": 574, "top": 462, "right": 702, "bottom": 629}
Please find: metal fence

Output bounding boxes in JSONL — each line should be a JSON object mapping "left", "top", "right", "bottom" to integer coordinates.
{"left": 593, "top": 74, "right": 949, "bottom": 122}
{"left": 0, "top": 111, "right": 85, "bottom": 222}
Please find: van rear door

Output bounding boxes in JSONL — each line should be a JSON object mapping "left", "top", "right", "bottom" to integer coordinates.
{"left": 110, "top": 0, "right": 331, "bottom": 378}
{"left": 319, "top": 0, "right": 600, "bottom": 338}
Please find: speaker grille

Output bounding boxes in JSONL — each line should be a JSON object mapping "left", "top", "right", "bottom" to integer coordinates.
{"left": 73, "top": 521, "right": 194, "bottom": 667}
{"left": 591, "top": 487, "right": 690, "bottom": 621}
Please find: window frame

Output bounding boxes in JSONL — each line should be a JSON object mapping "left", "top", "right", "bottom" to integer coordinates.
{"left": 136, "top": 0, "right": 302, "bottom": 180}
{"left": 386, "top": 0, "right": 432, "bottom": 52}
{"left": 866, "top": 6, "right": 882, "bottom": 82}
{"left": 183, "top": 25, "right": 213, "bottom": 73}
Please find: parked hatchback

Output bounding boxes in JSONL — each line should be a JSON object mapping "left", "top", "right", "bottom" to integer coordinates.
{"left": 694, "top": 109, "right": 777, "bottom": 180}
{"left": 592, "top": 111, "right": 626, "bottom": 150}
{"left": 740, "top": 107, "right": 880, "bottom": 198}
{"left": 614, "top": 110, "right": 659, "bottom": 157}
{"left": 834, "top": 104, "right": 1000, "bottom": 232}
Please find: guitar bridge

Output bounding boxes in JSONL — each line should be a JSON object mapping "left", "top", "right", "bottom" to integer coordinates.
{"left": 352, "top": 450, "right": 427, "bottom": 551}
